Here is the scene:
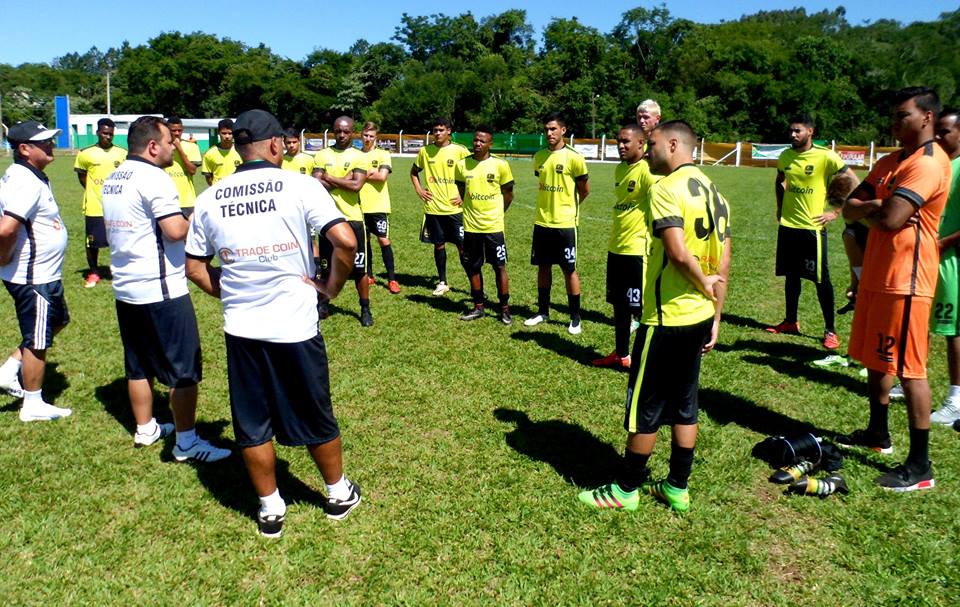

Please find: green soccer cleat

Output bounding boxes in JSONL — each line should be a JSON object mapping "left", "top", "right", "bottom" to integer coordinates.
{"left": 577, "top": 483, "right": 639, "bottom": 511}
{"left": 642, "top": 479, "right": 690, "bottom": 512}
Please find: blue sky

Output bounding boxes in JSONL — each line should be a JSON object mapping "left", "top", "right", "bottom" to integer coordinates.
{"left": 4, "top": 0, "right": 955, "bottom": 66}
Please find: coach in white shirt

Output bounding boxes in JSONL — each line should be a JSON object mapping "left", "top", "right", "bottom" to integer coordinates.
{"left": 102, "top": 116, "right": 230, "bottom": 462}
{"left": 186, "top": 109, "right": 362, "bottom": 538}
{"left": 0, "top": 121, "right": 72, "bottom": 422}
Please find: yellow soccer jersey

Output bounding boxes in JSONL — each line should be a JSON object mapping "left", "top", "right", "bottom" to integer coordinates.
{"left": 360, "top": 148, "right": 392, "bottom": 214}
{"left": 166, "top": 139, "right": 202, "bottom": 208}
{"left": 642, "top": 164, "right": 731, "bottom": 327}
{"left": 202, "top": 146, "right": 242, "bottom": 184}
{"left": 314, "top": 146, "right": 368, "bottom": 221}
{"left": 414, "top": 143, "right": 470, "bottom": 215}
{"left": 282, "top": 152, "right": 315, "bottom": 176}
{"left": 74, "top": 144, "right": 127, "bottom": 216}
{"left": 533, "top": 145, "right": 589, "bottom": 228}
{"left": 609, "top": 159, "right": 657, "bottom": 256}
{"left": 778, "top": 145, "right": 846, "bottom": 230}
{"left": 456, "top": 155, "right": 515, "bottom": 233}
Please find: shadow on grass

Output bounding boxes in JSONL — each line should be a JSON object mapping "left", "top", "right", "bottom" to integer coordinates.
{"left": 494, "top": 408, "right": 621, "bottom": 488}
{"left": 723, "top": 313, "right": 774, "bottom": 332}
{"left": 72, "top": 266, "right": 113, "bottom": 280}
{"left": 392, "top": 271, "right": 468, "bottom": 296}
{"left": 510, "top": 331, "right": 604, "bottom": 367}
{"left": 406, "top": 293, "right": 470, "bottom": 315}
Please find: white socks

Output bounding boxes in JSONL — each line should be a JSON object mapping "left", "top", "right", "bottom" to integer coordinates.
{"left": 137, "top": 418, "right": 159, "bottom": 436}
{"left": 259, "top": 489, "right": 286, "bottom": 515}
{"left": 326, "top": 476, "right": 351, "bottom": 500}
{"left": 23, "top": 388, "right": 44, "bottom": 404}
{"left": 0, "top": 356, "right": 21, "bottom": 378}
{"left": 949, "top": 385, "right": 960, "bottom": 400}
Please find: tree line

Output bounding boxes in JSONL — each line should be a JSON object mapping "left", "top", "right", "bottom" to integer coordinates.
{"left": 1, "top": 6, "right": 957, "bottom": 144}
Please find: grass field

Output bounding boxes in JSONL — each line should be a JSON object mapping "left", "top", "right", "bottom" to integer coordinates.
{"left": 1, "top": 151, "right": 958, "bottom": 606}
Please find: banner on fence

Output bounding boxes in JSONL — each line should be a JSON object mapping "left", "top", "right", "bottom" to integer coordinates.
{"left": 751, "top": 144, "right": 789, "bottom": 160}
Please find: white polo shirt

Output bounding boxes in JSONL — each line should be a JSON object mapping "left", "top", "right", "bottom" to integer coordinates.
{"left": 186, "top": 161, "right": 345, "bottom": 343}
{"left": 102, "top": 156, "right": 189, "bottom": 304}
{"left": 0, "top": 161, "right": 68, "bottom": 285}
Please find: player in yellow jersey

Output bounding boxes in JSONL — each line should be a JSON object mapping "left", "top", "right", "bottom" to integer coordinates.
{"left": 282, "top": 128, "right": 315, "bottom": 175}
{"left": 766, "top": 113, "right": 859, "bottom": 350}
{"left": 455, "top": 125, "right": 515, "bottom": 324}
{"left": 411, "top": 118, "right": 470, "bottom": 296}
{"left": 360, "top": 122, "right": 400, "bottom": 294}
{"left": 579, "top": 121, "right": 731, "bottom": 513}
{"left": 314, "top": 116, "right": 373, "bottom": 326}
{"left": 202, "top": 118, "right": 241, "bottom": 186}
{"left": 592, "top": 124, "right": 657, "bottom": 369}
{"left": 524, "top": 113, "right": 589, "bottom": 334}
{"left": 74, "top": 117, "right": 127, "bottom": 287}
{"left": 164, "top": 117, "right": 202, "bottom": 217}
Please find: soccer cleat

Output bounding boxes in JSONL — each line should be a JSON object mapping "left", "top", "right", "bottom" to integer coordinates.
{"left": 360, "top": 307, "right": 374, "bottom": 327}
{"left": 642, "top": 479, "right": 690, "bottom": 512}
{"left": 765, "top": 320, "right": 801, "bottom": 335}
{"left": 954, "top": 419, "right": 960, "bottom": 432}
{"left": 173, "top": 438, "right": 231, "bottom": 463}
{"left": 387, "top": 280, "right": 401, "bottom": 294}
{"left": 499, "top": 308, "right": 512, "bottom": 325}
{"left": 813, "top": 354, "right": 849, "bottom": 368}
{"left": 432, "top": 282, "right": 450, "bottom": 296}
{"left": 770, "top": 459, "right": 818, "bottom": 484}
{"left": 823, "top": 331, "right": 840, "bottom": 350}
{"left": 257, "top": 510, "right": 285, "bottom": 538}
{"left": 577, "top": 482, "right": 639, "bottom": 511}
{"left": 888, "top": 383, "right": 905, "bottom": 400}
{"left": 84, "top": 273, "right": 101, "bottom": 288}
{"left": 834, "top": 429, "right": 893, "bottom": 454}
{"left": 567, "top": 318, "right": 582, "bottom": 335}
{"left": 591, "top": 351, "right": 631, "bottom": 370}
{"left": 0, "top": 374, "right": 24, "bottom": 398}
{"left": 134, "top": 422, "right": 175, "bottom": 448}
{"left": 930, "top": 399, "right": 960, "bottom": 425}
{"left": 837, "top": 299, "right": 856, "bottom": 315}
{"left": 787, "top": 474, "right": 849, "bottom": 497}
{"left": 523, "top": 314, "right": 548, "bottom": 327}
{"left": 460, "top": 307, "right": 485, "bottom": 321}
{"left": 19, "top": 401, "right": 72, "bottom": 422}
{"left": 366, "top": 275, "right": 375, "bottom": 286}
{"left": 875, "top": 463, "right": 935, "bottom": 492}
{"left": 326, "top": 479, "right": 361, "bottom": 520}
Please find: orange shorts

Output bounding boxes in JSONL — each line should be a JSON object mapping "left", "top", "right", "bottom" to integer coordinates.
{"left": 848, "top": 289, "right": 931, "bottom": 379}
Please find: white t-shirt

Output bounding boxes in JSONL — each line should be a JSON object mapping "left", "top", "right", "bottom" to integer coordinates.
{"left": 0, "top": 161, "right": 68, "bottom": 285}
{"left": 102, "top": 157, "right": 188, "bottom": 304}
{"left": 186, "top": 162, "right": 345, "bottom": 343}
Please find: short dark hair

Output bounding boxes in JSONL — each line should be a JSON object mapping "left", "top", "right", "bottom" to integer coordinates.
{"left": 542, "top": 112, "right": 566, "bottom": 128}
{"left": 618, "top": 123, "right": 645, "bottom": 136}
{"left": 788, "top": 113, "right": 815, "bottom": 128}
{"left": 217, "top": 118, "right": 234, "bottom": 131}
{"left": 430, "top": 117, "right": 452, "bottom": 130}
{"left": 165, "top": 116, "right": 183, "bottom": 126}
{"left": 474, "top": 124, "right": 495, "bottom": 137}
{"left": 283, "top": 127, "right": 299, "bottom": 139}
{"left": 127, "top": 116, "right": 166, "bottom": 154}
{"left": 654, "top": 120, "right": 697, "bottom": 148}
{"left": 893, "top": 87, "right": 941, "bottom": 119}
{"left": 97, "top": 118, "right": 115, "bottom": 130}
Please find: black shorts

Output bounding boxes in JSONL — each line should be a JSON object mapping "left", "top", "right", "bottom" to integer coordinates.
{"left": 364, "top": 213, "right": 390, "bottom": 238}
{"left": 463, "top": 231, "right": 507, "bottom": 273}
{"left": 4, "top": 280, "right": 69, "bottom": 350}
{"left": 319, "top": 220, "right": 367, "bottom": 279}
{"left": 116, "top": 295, "right": 202, "bottom": 388}
{"left": 606, "top": 253, "right": 644, "bottom": 309}
{"left": 225, "top": 332, "right": 340, "bottom": 448}
{"left": 420, "top": 213, "right": 464, "bottom": 246}
{"left": 530, "top": 225, "right": 577, "bottom": 272}
{"left": 85, "top": 216, "right": 108, "bottom": 248}
{"left": 775, "top": 225, "right": 830, "bottom": 283}
{"left": 180, "top": 206, "right": 195, "bottom": 218}
{"left": 623, "top": 318, "right": 713, "bottom": 434}
{"left": 843, "top": 221, "right": 869, "bottom": 251}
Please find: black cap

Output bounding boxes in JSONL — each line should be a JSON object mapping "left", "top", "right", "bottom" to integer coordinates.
{"left": 233, "top": 110, "right": 282, "bottom": 145}
{"left": 7, "top": 120, "right": 61, "bottom": 144}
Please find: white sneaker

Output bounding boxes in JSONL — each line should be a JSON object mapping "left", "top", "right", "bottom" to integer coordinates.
{"left": 889, "top": 383, "right": 905, "bottom": 400}
{"left": 813, "top": 354, "right": 849, "bottom": 368}
{"left": 931, "top": 399, "right": 960, "bottom": 425}
{"left": 173, "top": 438, "right": 231, "bottom": 463}
{"left": 134, "top": 422, "right": 175, "bottom": 447}
{"left": 630, "top": 319, "right": 640, "bottom": 334}
{"left": 19, "top": 401, "right": 72, "bottom": 422}
{"left": 0, "top": 375, "right": 24, "bottom": 399}
{"left": 568, "top": 318, "right": 582, "bottom": 335}
{"left": 523, "top": 314, "right": 548, "bottom": 327}
{"left": 432, "top": 282, "right": 450, "bottom": 296}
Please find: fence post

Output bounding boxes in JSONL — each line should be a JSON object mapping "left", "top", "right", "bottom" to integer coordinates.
{"left": 735, "top": 142, "right": 741, "bottom": 167}
{"left": 600, "top": 134, "right": 605, "bottom": 160}
{"left": 699, "top": 138, "right": 705, "bottom": 165}
{"left": 831, "top": 139, "right": 836, "bottom": 152}
{"left": 869, "top": 141, "right": 875, "bottom": 170}
{"left": 398, "top": 129, "right": 403, "bottom": 154}
{"left": 323, "top": 129, "right": 329, "bottom": 148}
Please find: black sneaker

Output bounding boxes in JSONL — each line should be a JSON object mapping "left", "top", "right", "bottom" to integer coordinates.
{"left": 360, "top": 307, "right": 374, "bottom": 327}
{"left": 876, "top": 463, "right": 935, "bottom": 492}
{"left": 954, "top": 419, "right": 960, "bottom": 432}
{"left": 257, "top": 510, "right": 285, "bottom": 538}
{"left": 460, "top": 307, "right": 485, "bottom": 321}
{"left": 318, "top": 302, "right": 331, "bottom": 320}
{"left": 326, "top": 480, "right": 362, "bottom": 520}
{"left": 834, "top": 429, "right": 893, "bottom": 454}
{"left": 500, "top": 308, "right": 512, "bottom": 325}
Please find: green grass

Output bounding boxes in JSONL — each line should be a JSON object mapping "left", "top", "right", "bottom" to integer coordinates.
{"left": 1, "top": 152, "right": 958, "bottom": 606}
